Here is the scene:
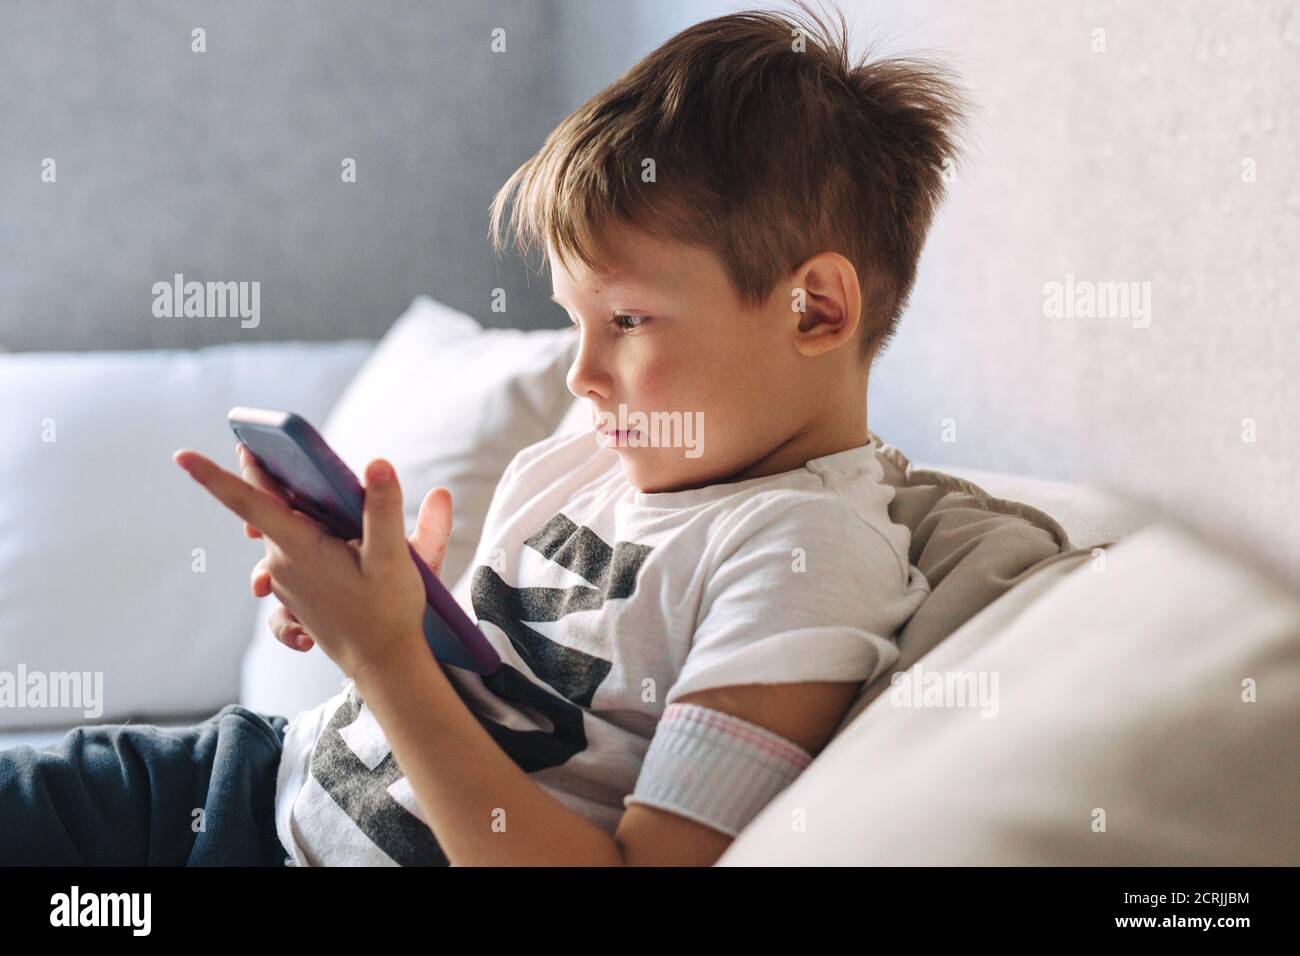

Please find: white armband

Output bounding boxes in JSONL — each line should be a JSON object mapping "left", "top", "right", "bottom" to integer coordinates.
{"left": 622, "top": 702, "right": 814, "bottom": 838}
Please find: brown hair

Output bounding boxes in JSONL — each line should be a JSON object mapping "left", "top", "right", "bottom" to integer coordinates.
{"left": 488, "top": 0, "right": 968, "bottom": 359}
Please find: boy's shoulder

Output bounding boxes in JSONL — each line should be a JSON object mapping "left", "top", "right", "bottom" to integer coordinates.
{"left": 637, "top": 440, "right": 914, "bottom": 582}
{"left": 713, "top": 438, "right": 894, "bottom": 519}
{"left": 676, "top": 453, "right": 931, "bottom": 638}
{"left": 709, "top": 468, "right": 909, "bottom": 569}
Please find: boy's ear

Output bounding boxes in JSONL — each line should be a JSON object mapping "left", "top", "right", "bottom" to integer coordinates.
{"left": 786, "top": 252, "right": 862, "bottom": 357}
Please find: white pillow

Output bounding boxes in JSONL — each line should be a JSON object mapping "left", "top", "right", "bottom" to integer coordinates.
{"left": 552, "top": 395, "right": 592, "bottom": 437}
{"left": 717, "top": 519, "right": 1300, "bottom": 865}
{"left": 239, "top": 296, "right": 577, "bottom": 719}
{"left": 0, "top": 340, "right": 373, "bottom": 729}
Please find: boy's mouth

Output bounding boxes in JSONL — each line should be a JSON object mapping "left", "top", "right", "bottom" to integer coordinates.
{"left": 596, "top": 427, "right": 641, "bottom": 447}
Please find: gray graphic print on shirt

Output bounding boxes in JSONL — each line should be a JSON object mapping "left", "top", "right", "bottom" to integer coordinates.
{"left": 309, "top": 511, "right": 653, "bottom": 864}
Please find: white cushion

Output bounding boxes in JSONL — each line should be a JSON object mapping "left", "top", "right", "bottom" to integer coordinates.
{"left": 0, "top": 339, "right": 372, "bottom": 730}
{"left": 717, "top": 518, "right": 1300, "bottom": 864}
{"left": 552, "top": 393, "right": 594, "bottom": 438}
{"left": 239, "top": 296, "right": 577, "bottom": 720}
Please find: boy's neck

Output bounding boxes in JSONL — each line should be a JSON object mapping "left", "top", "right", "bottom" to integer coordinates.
{"left": 723, "top": 408, "right": 871, "bottom": 486}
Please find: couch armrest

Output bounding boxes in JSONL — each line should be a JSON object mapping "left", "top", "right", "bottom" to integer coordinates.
{"left": 0, "top": 338, "right": 374, "bottom": 730}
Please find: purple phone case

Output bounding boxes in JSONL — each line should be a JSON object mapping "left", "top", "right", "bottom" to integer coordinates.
{"left": 226, "top": 406, "right": 501, "bottom": 676}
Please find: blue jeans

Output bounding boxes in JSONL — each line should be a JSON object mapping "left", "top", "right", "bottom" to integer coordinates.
{"left": 0, "top": 704, "right": 290, "bottom": 866}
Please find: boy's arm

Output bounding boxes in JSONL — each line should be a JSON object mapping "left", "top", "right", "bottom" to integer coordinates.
{"left": 354, "top": 642, "right": 856, "bottom": 866}
{"left": 354, "top": 641, "right": 624, "bottom": 866}
{"left": 614, "top": 679, "right": 861, "bottom": 866}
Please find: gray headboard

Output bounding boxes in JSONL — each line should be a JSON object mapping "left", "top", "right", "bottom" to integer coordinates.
{"left": 1, "top": 0, "right": 575, "bottom": 351}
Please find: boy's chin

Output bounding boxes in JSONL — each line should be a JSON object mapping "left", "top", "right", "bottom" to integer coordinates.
{"left": 619, "top": 456, "right": 664, "bottom": 494}
{"left": 619, "top": 455, "right": 707, "bottom": 495}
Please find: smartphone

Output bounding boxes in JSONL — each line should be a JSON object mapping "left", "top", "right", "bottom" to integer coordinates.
{"left": 227, "top": 406, "right": 501, "bottom": 676}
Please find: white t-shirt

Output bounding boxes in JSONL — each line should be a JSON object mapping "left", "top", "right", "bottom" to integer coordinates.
{"left": 274, "top": 429, "right": 931, "bottom": 865}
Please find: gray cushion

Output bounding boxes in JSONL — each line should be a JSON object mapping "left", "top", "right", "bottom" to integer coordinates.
{"left": 837, "top": 433, "right": 1091, "bottom": 732}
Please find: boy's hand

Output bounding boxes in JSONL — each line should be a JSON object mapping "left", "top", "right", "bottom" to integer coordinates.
{"left": 238, "top": 445, "right": 454, "bottom": 653}
{"left": 174, "top": 444, "right": 447, "bottom": 678}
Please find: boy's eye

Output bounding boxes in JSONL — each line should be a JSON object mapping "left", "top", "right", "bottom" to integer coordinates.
{"left": 563, "top": 313, "right": 647, "bottom": 333}
{"left": 613, "top": 314, "right": 647, "bottom": 332}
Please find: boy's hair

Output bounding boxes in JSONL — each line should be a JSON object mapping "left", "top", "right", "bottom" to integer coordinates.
{"left": 488, "top": 0, "right": 967, "bottom": 360}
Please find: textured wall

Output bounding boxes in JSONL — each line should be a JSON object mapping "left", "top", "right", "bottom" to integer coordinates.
{"left": 0, "top": 0, "right": 567, "bottom": 351}
{"left": 856, "top": 0, "right": 1300, "bottom": 584}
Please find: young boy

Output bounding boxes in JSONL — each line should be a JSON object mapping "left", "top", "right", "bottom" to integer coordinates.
{"left": 0, "top": 3, "right": 962, "bottom": 866}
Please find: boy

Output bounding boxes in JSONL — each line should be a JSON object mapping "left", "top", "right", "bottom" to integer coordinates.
{"left": 1, "top": 2, "right": 962, "bottom": 866}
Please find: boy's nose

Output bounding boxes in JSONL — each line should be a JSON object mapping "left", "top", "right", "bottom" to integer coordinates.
{"left": 566, "top": 339, "right": 612, "bottom": 401}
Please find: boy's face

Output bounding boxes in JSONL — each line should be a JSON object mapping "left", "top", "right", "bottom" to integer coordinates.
{"left": 549, "top": 222, "right": 831, "bottom": 494}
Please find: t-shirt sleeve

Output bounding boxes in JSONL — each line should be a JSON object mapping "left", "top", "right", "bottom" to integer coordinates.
{"left": 663, "top": 497, "right": 927, "bottom": 707}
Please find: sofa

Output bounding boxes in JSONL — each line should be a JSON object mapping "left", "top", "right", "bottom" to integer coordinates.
{"left": 2, "top": 295, "right": 1296, "bottom": 865}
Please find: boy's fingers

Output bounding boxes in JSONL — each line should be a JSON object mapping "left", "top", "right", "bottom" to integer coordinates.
{"left": 173, "top": 449, "right": 307, "bottom": 549}
{"left": 411, "top": 487, "right": 453, "bottom": 576}
{"left": 359, "top": 459, "right": 406, "bottom": 569}
{"left": 236, "top": 443, "right": 286, "bottom": 498}
{"left": 237, "top": 444, "right": 284, "bottom": 540}
{"left": 250, "top": 559, "right": 273, "bottom": 598}
{"left": 267, "top": 605, "right": 313, "bottom": 652}
{"left": 236, "top": 444, "right": 332, "bottom": 538}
